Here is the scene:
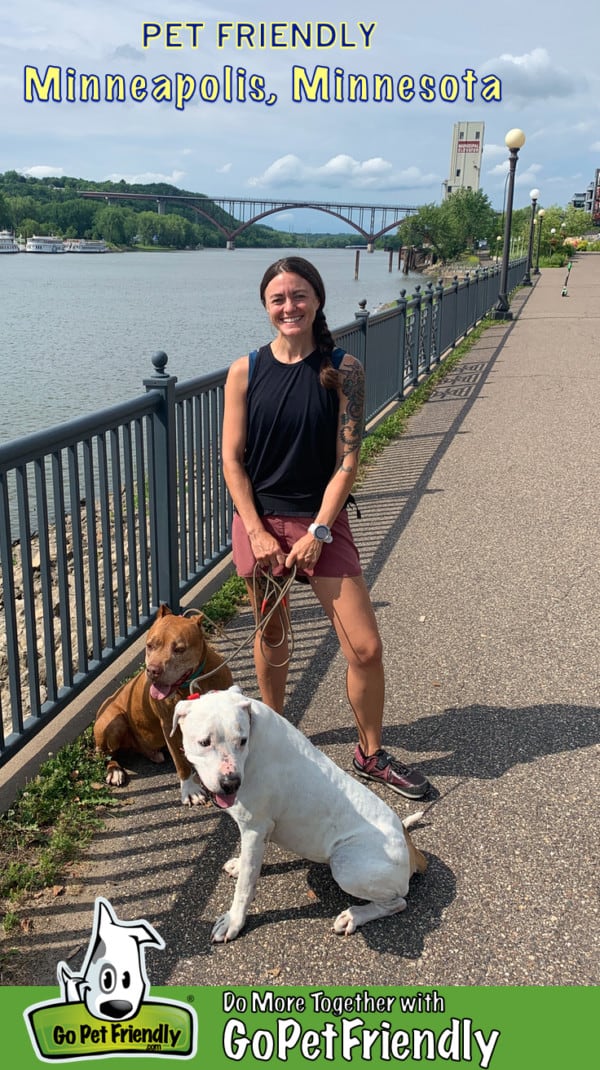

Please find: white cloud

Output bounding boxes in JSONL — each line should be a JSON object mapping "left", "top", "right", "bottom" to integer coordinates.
{"left": 216, "top": 162, "right": 232, "bottom": 174}
{"left": 105, "top": 169, "right": 187, "bottom": 185}
{"left": 19, "top": 164, "right": 65, "bottom": 178}
{"left": 248, "top": 154, "right": 439, "bottom": 192}
{"left": 486, "top": 48, "right": 580, "bottom": 101}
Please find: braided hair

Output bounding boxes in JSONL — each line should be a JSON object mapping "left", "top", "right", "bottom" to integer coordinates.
{"left": 259, "top": 257, "right": 340, "bottom": 389}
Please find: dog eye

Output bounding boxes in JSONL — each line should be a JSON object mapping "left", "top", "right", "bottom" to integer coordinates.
{"left": 173, "top": 643, "right": 186, "bottom": 653}
{"left": 100, "top": 965, "right": 116, "bottom": 993}
{"left": 198, "top": 738, "right": 210, "bottom": 748}
{"left": 122, "top": 971, "right": 131, "bottom": 989}
{"left": 240, "top": 738, "right": 247, "bottom": 747}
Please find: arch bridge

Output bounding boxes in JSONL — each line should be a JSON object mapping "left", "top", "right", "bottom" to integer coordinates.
{"left": 80, "top": 190, "right": 418, "bottom": 249}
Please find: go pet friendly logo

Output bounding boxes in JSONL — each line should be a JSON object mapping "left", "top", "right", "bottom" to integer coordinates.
{"left": 24, "top": 897, "right": 197, "bottom": 1061}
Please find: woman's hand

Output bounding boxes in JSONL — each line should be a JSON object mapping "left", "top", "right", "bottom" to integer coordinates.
{"left": 285, "top": 532, "right": 323, "bottom": 573}
{"left": 248, "top": 528, "right": 288, "bottom": 571}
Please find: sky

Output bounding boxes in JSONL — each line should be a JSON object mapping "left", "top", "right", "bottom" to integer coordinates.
{"left": 1, "top": 0, "right": 599, "bottom": 233}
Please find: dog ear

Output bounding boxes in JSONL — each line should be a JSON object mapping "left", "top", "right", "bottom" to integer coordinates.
{"left": 229, "top": 684, "right": 243, "bottom": 696}
{"left": 171, "top": 700, "right": 191, "bottom": 736}
{"left": 157, "top": 604, "right": 172, "bottom": 618}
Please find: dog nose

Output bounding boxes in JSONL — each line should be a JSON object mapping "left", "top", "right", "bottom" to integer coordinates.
{"left": 220, "top": 774, "right": 241, "bottom": 795}
{"left": 99, "top": 1000, "right": 134, "bottom": 1019}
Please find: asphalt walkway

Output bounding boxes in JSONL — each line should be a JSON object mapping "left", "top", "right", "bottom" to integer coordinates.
{"left": 2, "top": 255, "right": 599, "bottom": 987}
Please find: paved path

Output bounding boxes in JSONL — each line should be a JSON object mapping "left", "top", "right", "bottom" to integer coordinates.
{"left": 2, "top": 257, "right": 599, "bottom": 987}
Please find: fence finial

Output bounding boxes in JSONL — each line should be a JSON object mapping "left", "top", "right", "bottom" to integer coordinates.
{"left": 151, "top": 351, "right": 169, "bottom": 377}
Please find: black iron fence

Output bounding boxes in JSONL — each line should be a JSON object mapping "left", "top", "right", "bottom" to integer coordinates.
{"left": 0, "top": 260, "right": 525, "bottom": 765}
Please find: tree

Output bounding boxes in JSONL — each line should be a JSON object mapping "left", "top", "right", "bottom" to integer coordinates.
{"left": 0, "top": 192, "right": 12, "bottom": 228}
{"left": 396, "top": 190, "right": 497, "bottom": 264}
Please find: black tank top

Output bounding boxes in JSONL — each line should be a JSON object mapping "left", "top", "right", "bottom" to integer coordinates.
{"left": 244, "top": 344, "right": 343, "bottom": 515}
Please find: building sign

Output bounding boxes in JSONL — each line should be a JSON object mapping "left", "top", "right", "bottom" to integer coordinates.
{"left": 457, "top": 140, "right": 480, "bottom": 153}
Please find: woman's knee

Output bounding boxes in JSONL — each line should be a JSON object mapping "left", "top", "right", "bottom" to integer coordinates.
{"left": 344, "top": 629, "right": 383, "bottom": 670}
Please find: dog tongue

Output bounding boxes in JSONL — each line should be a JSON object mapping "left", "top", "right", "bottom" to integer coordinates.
{"left": 150, "top": 682, "right": 174, "bottom": 701}
{"left": 214, "top": 793, "right": 237, "bottom": 809}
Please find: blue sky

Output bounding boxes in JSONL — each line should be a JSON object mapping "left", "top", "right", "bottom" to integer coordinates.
{"left": 2, "top": 0, "right": 599, "bottom": 231}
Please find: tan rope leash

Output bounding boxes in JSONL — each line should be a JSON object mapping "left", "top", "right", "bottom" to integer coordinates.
{"left": 184, "top": 565, "right": 297, "bottom": 691}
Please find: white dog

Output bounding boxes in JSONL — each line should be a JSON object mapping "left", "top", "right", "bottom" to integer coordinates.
{"left": 172, "top": 685, "right": 427, "bottom": 941}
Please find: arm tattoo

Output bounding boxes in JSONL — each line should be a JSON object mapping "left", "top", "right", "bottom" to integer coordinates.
{"left": 338, "top": 360, "right": 365, "bottom": 462}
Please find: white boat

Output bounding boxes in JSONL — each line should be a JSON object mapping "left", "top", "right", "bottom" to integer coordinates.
{"left": 0, "top": 230, "right": 20, "bottom": 253}
{"left": 26, "top": 235, "right": 66, "bottom": 253}
{"left": 64, "top": 239, "right": 108, "bottom": 253}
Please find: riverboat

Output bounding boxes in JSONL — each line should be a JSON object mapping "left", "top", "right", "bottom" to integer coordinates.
{"left": 64, "top": 239, "right": 108, "bottom": 253}
{"left": 0, "top": 230, "right": 20, "bottom": 253}
{"left": 26, "top": 235, "right": 66, "bottom": 253}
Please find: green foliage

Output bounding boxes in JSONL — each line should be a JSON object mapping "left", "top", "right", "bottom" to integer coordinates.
{"left": 0, "top": 728, "right": 114, "bottom": 902}
{"left": 201, "top": 574, "right": 248, "bottom": 627}
{"left": 397, "top": 189, "right": 498, "bottom": 263}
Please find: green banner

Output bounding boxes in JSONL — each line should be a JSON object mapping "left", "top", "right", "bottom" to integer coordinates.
{"left": 1, "top": 985, "right": 596, "bottom": 1068}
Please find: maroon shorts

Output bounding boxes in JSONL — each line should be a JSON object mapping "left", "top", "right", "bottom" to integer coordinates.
{"left": 232, "top": 510, "right": 361, "bottom": 579}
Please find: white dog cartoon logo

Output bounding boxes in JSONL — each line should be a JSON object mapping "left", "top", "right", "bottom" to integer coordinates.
{"left": 57, "top": 897, "right": 165, "bottom": 1022}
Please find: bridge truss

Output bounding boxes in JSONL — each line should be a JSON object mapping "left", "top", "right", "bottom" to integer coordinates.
{"left": 80, "top": 190, "right": 418, "bottom": 247}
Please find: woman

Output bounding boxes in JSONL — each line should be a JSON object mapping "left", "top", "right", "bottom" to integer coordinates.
{"left": 221, "top": 256, "right": 429, "bottom": 799}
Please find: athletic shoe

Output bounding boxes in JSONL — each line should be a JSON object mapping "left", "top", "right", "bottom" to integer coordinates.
{"left": 352, "top": 745, "right": 430, "bottom": 799}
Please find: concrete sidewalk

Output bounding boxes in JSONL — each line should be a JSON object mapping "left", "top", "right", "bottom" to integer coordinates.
{"left": 2, "top": 257, "right": 599, "bottom": 987}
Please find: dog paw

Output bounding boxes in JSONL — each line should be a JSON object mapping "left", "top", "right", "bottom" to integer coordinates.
{"left": 211, "top": 912, "right": 243, "bottom": 943}
{"left": 223, "top": 858, "right": 241, "bottom": 879}
{"left": 333, "top": 909, "right": 358, "bottom": 936}
{"left": 180, "top": 775, "right": 209, "bottom": 806}
{"left": 105, "top": 762, "right": 128, "bottom": 787}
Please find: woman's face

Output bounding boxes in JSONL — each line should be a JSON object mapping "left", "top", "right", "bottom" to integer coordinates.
{"left": 263, "top": 271, "right": 321, "bottom": 341}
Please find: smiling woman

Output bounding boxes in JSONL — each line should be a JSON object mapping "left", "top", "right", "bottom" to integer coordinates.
{"left": 220, "top": 255, "right": 431, "bottom": 801}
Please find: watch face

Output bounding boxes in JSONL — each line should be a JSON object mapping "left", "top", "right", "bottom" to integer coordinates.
{"left": 315, "top": 525, "right": 328, "bottom": 538}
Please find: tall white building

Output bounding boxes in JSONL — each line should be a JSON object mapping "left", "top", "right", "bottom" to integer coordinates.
{"left": 443, "top": 121, "right": 485, "bottom": 198}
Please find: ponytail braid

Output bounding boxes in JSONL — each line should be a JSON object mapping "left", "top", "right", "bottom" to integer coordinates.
{"left": 314, "top": 308, "right": 340, "bottom": 390}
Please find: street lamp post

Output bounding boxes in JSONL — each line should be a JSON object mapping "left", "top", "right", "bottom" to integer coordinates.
{"left": 522, "top": 187, "right": 540, "bottom": 286}
{"left": 492, "top": 128, "right": 526, "bottom": 319}
{"left": 533, "top": 208, "right": 545, "bottom": 275}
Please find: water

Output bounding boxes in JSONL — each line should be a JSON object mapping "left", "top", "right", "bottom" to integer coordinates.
{"left": 0, "top": 248, "right": 418, "bottom": 442}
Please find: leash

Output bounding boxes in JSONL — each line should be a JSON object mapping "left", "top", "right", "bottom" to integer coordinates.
{"left": 185, "top": 565, "right": 297, "bottom": 690}
{"left": 250, "top": 564, "right": 297, "bottom": 668}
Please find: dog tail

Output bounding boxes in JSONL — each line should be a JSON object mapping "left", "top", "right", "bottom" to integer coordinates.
{"left": 402, "top": 811, "right": 424, "bottom": 830}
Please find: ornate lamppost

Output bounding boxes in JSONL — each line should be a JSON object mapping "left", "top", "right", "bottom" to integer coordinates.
{"left": 533, "top": 208, "right": 545, "bottom": 275}
{"left": 492, "top": 128, "right": 526, "bottom": 319}
{"left": 522, "top": 187, "right": 540, "bottom": 286}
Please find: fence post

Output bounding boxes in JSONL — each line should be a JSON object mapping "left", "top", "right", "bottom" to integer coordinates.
{"left": 354, "top": 298, "right": 370, "bottom": 370}
{"left": 434, "top": 278, "right": 445, "bottom": 363}
{"left": 397, "top": 290, "right": 408, "bottom": 397}
{"left": 144, "top": 351, "right": 180, "bottom": 612}
{"left": 422, "top": 282, "right": 434, "bottom": 374}
{"left": 410, "top": 285, "right": 422, "bottom": 387}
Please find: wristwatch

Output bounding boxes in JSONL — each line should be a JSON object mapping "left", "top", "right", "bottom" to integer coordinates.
{"left": 308, "top": 522, "right": 333, "bottom": 544}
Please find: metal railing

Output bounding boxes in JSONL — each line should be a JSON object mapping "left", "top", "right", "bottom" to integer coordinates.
{"left": 0, "top": 259, "right": 525, "bottom": 765}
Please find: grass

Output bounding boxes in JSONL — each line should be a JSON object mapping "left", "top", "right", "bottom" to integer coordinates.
{"left": 0, "top": 314, "right": 493, "bottom": 927}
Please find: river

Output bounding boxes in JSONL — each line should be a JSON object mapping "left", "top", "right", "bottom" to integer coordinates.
{"left": 0, "top": 247, "right": 419, "bottom": 443}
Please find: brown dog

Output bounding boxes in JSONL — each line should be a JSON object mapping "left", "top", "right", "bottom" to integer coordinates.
{"left": 94, "top": 604, "right": 233, "bottom": 804}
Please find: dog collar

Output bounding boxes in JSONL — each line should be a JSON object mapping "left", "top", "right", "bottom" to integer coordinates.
{"left": 175, "top": 659, "right": 207, "bottom": 695}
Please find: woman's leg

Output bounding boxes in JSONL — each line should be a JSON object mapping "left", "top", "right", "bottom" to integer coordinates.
{"left": 310, "top": 573, "right": 429, "bottom": 798}
{"left": 244, "top": 578, "right": 290, "bottom": 714}
{"left": 309, "top": 574, "right": 384, "bottom": 754}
